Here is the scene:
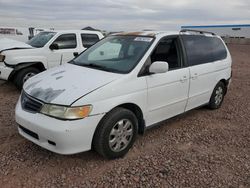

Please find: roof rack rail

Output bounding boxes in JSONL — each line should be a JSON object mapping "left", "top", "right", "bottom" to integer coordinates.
{"left": 180, "top": 29, "right": 216, "bottom": 36}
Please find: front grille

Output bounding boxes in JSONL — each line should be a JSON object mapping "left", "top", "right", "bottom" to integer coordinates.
{"left": 19, "top": 125, "right": 39, "bottom": 140}
{"left": 21, "top": 92, "right": 43, "bottom": 113}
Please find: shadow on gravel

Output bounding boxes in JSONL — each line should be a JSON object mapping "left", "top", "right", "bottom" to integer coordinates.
{"left": 0, "top": 81, "right": 19, "bottom": 92}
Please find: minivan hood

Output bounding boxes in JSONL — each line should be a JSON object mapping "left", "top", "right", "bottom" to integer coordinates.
{"left": 0, "top": 38, "right": 32, "bottom": 52}
{"left": 23, "top": 63, "right": 122, "bottom": 106}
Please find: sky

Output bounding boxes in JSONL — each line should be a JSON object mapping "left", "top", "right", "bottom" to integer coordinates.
{"left": 0, "top": 0, "right": 250, "bottom": 31}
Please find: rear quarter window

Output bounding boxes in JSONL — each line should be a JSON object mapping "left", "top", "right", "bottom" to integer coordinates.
{"left": 182, "top": 35, "right": 227, "bottom": 66}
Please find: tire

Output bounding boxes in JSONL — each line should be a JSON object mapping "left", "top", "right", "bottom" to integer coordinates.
{"left": 93, "top": 107, "right": 138, "bottom": 159}
{"left": 14, "top": 67, "right": 40, "bottom": 90}
{"left": 208, "top": 81, "right": 226, "bottom": 109}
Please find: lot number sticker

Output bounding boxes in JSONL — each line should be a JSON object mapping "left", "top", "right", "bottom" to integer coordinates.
{"left": 134, "top": 37, "right": 153, "bottom": 42}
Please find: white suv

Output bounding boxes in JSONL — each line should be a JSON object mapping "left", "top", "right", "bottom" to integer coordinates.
{"left": 15, "top": 30, "right": 232, "bottom": 159}
{"left": 0, "top": 30, "right": 104, "bottom": 89}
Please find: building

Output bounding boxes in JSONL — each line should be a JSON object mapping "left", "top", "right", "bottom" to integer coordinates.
{"left": 181, "top": 24, "right": 250, "bottom": 39}
{"left": 0, "top": 27, "right": 54, "bottom": 42}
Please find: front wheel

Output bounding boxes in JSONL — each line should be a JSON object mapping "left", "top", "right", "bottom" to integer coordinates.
{"left": 93, "top": 108, "right": 138, "bottom": 159}
{"left": 208, "top": 82, "right": 226, "bottom": 109}
{"left": 14, "top": 67, "right": 40, "bottom": 90}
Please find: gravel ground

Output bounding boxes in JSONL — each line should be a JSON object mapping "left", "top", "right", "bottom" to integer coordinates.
{"left": 0, "top": 44, "right": 250, "bottom": 188}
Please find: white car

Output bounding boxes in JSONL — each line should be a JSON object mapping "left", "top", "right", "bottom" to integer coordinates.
{"left": 0, "top": 30, "right": 104, "bottom": 89}
{"left": 15, "top": 30, "right": 232, "bottom": 159}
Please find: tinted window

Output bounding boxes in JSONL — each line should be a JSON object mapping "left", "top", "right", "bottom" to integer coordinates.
{"left": 182, "top": 35, "right": 227, "bottom": 66}
{"left": 52, "top": 34, "right": 77, "bottom": 49}
{"left": 151, "top": 37, "right": 181, "bottom": 70}
{"left": 81, "top": 34, "right": 100, "bottom": 48}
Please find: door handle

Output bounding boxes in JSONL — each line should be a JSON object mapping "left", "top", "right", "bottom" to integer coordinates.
{"left": 180, "top": 76, "right": 188, "bottom": 83}
{"left": 191, "top": 73, "right": 198, "bottom": 80}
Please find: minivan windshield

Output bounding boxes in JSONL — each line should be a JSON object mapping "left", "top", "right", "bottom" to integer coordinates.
{"left": 27, "top": 32, "right": 56, "bottom": 48}
{"left": 72, "top": 35, "right": 154, "bottom": 74}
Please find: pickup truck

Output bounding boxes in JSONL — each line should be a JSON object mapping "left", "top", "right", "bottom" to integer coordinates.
{"left": 0, "top": 30, "right": 104, "bottom": 89}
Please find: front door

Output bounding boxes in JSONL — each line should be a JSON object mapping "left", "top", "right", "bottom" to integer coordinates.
{"left": 47, "top": 33, "right": 78, "bottom": 68}
{"left": 145, "top": 36, "right": 190, "bottom": 126}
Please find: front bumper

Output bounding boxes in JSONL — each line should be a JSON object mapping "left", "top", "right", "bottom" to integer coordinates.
{"left": 15, "top": 98, "right": 104, "bottom": 155}
{"left": 0, "top": 62, "right": 14, "bottom": 80}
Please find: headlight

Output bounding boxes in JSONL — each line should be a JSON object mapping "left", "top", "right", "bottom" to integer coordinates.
{"left": 0, "top": 54, "right": 5, "bottom": 62}
{"left": 40, "top": 104, "right": 92, "bottom": 120}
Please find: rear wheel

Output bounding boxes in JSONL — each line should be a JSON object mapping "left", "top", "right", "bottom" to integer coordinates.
{"left": 93, "top": 108, "right": 138, "bottom": 159}
{"left": 14, "top": 67, "right": 40, "bottom": 90}
{"left": 208, "top": 82, "right": 226, "bottom": 109}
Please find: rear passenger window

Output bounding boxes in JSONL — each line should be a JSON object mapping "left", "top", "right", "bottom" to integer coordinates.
{"left": 182, "top": 35, "right": 227, "bottom": 66}
{"left": 81, "top": 34, "right": 100, "bottom": 48}
{"left": 52, "top": 34, "right": 77, "bottom": 49}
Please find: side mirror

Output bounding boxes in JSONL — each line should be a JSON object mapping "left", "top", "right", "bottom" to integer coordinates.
{"left": 49, "top": 43, "right": 59, "bottom": 50}
{"left": 149, "top": 61, "right": 169, "bottom": 74}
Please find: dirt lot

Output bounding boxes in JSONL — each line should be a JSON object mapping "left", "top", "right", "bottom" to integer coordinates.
{"left": 0, "top": 44, "right": 250, "bottom": 188}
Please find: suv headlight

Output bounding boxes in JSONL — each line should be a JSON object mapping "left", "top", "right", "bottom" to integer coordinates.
{"left": 0, "top": 54, "right": 5, "bottom": 62}
{"left": 40, "top": 104, "right": 92, "bottom": 120}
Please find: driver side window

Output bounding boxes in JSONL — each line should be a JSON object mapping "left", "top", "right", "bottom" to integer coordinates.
{"left": 150, "top": 37, "right": 181, "bottom": 70}
{"left": 52, "top": 34, "right": 77, "bottom": 49}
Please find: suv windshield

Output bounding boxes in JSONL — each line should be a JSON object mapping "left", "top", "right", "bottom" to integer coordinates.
{"left": 72, "top": 35, "right": 154, "bottom": 74}
{"left": 27, "top": 32, "right": 56, "bottom": 48}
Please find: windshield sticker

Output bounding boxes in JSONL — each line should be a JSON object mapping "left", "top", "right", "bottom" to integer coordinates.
{"left": 134, "top": 37, "right": 153, "bottom": 42}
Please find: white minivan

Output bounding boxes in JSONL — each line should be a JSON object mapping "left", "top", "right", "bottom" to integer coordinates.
{"left": 15, "top": 30, "right": 232, "bottom": 159}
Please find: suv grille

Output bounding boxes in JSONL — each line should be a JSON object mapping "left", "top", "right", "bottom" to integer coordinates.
{"left": 21, "top": 92, "right": 43, "bottom": 113}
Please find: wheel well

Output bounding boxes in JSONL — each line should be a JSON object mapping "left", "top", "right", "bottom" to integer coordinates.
{"left": 31, "top": 63, "right": 46, "bottom": 72}
{"left": 220, "top": 79, "right": 227, "bottom": 86}
{"left": 91, "top": 103, "right": 145, "bottom": 149}
{"left": 9, "top": 62, "right": 46, "bottom": 81}
{"left": 219, "top": 79, "right": 228, "bottom": 94}
{"left": 117, "top": 103, "right": 145, "bottom": 134}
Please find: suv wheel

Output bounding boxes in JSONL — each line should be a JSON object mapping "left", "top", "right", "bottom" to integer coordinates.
{"left": 208, "top": 82, "right": 226, "bottom": 109}
{"left": 93, "top": 108, "right": 138, "bottom": 159}
{"left": 14, "top": 67, "right": 40, "bottom": 90}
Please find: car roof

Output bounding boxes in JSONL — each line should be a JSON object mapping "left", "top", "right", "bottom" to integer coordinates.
{"left": 112, "top": 30, "right": 219, "bottom": 38}
{"left": 112, "top": 31, "right": 180, "bottom": 38}
{"left": 41, "top": 30, "right": 103, "bottom": 35}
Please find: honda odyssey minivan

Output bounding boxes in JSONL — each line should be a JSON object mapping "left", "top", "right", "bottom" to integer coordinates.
{"left": 15, "top": 30, "right": 232, "bottom": 159}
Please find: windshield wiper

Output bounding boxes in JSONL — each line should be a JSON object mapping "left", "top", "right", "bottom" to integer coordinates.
{"left": 83, "top": 63, "right": 107, "bottom": 69}
{"left": 71, "top": 62, "right": 122, "bottom": 74}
